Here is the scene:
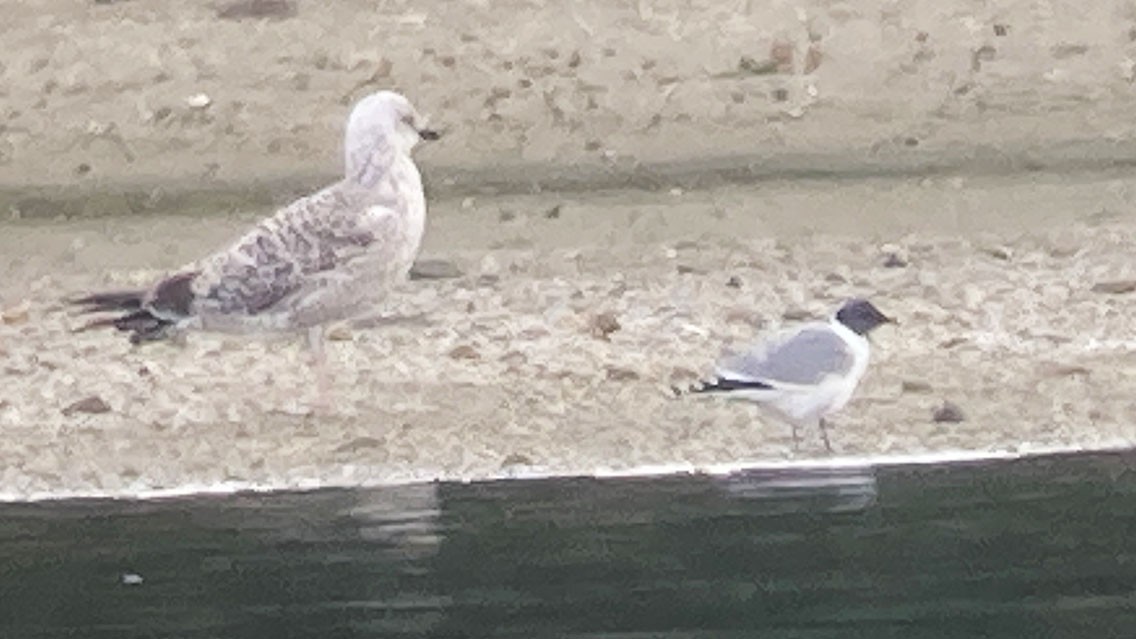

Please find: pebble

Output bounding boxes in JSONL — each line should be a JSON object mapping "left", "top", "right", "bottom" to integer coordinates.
{"left": 1, "top": 301, "right": 30, "bottom": 325}
{"left": 901, "top": 380, "right": 933, "bottom": 394}
{"left": 605, "top": 366, "right": 640, "bottom": 381}
{"left": 326, "top": 325, "right": 353, "bottom": 341}
{"left": 448, "top": 344, "right": 481, "bottom": 360}
{"left": 882, "top": 253, "right": 908, "bottom": 268}
{"left": 409, "top": 259, "right": 463, "bottom": 280}
{"left": 62, "top": 395, "right": 112, "bottom": 416}
{"left": 932, "top": 401, "right": 966, "bottom": 423}
{"left": 185, "top": 93, "right": 212, "bottom": 110}
{"left": 588, "top": 311, "right": 621, "bottom": 340}
{"left": 1091, "top": 280, "right": 1136, "bottom": 295}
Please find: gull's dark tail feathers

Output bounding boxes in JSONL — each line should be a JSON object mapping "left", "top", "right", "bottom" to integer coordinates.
{"left": 69, "top": 272, "right": 199, "bottom": 345}
{"left": 70, "top": 291, "right": 174, "bottom": 345}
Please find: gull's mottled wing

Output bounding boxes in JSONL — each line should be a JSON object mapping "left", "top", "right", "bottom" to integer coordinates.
{"left": 715, "top": 325, "right": 855, "bottom": 387}
{"left": 192, "top": 182, "right": 400, "bottom": 321}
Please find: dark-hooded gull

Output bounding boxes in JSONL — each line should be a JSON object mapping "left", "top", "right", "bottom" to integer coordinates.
{"left": 684, "top": 298, "right": 895, "bottom": 452}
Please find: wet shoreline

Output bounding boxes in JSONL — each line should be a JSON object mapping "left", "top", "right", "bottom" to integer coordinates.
{"left": 3, "top": 169, "right": 1136, "bottom": 501}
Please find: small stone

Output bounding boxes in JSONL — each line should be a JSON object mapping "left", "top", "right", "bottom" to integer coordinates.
{"left": 770, "top": 40, "right": 794, "bottom": 72}
{"left": 804, "top": 45, "right": 823, "bottom": 73}
{"left": 290, "top": 72, "right": 310, "bottom": 91}
{"left": 882, "top": 252, "right": 908, "bottom": 268}
{"left": 726, "top": 275, "right": 742, "bottom": 288}
{"left": 185, "top": 93, "right": 212, "bottom": 110}
{"left": 216, "top": 0, "right": 296, "bottom": 20}
{"left": 75, "top": 163, "right": 92, "bottom": 176}
{"left": 605, "top": 366, "right": 640, "bottom": 382}
{"left": 326, "top": 325, "right": 353, "bottom": 341}
{"left": 1, "top": 301, "right": 30, "bottom": 325}
{"left": 501, "top": 452, "right": 533, "bottom": 468}
{"left": 334, "top": 436, "right": 383, "bottom": 454}
{"left": 1051, "top": 43, "right": 1089, "bottom": 59}
{"left": 932, "top": 401, "right": 966, "bottom": 423}
{"left": 62, "top": 395, "right": 111, "bottom": 416}
{"left": 971, "top": 45, "right": 997, "bottom": 71}
{"left": 121, "top": 573, "right": 144, "bottom": 586}
{"left": 993, "top": 24, "right": 1009, "bottom": 36}
{"left": 901, "top": 379, "right": 933, "bottom": 394}
{"left": 1039, "top": 363, "right": 1091, "bottom": 378}
{"left": 409, "top": 259, "right": 462, "bottom": 280}
{"left": 448, "top": 344, "right": 480, "bottom": 360}
{"left": 544, "top": 205, "right": 562, "bottom": 219}
{"left": 738, "top": 56, "right": 777, "bottom": 75}
{"left": 588, "top": 311, "right": 621, "bottom": 340}
{"left": 782, "top": 308, "right": 812, "bottom": 321}
{"left": 981, "top": 245, "right": 1012, "bottom": 261}
{"left": 1091, "top": 280, "right": 1136, "bottom": 295}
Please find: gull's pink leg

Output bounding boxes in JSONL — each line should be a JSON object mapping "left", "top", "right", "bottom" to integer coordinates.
{"left": 307, "top": 325, "right": 331, "bottom": 414}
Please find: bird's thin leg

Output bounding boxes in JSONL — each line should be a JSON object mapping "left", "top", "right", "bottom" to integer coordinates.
{"left": 819, "top": 418, "right": 833, "bottom": 453}
{"left": 790, "top": 422, "right": 801, "bottom": 451}
{"left": 307, "top": 325, "right": 330, "bottom": 414}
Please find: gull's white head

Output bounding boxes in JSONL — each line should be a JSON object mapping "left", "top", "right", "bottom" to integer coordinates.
{"left": 344, "top": 90, "right": 439, "bottom": 183}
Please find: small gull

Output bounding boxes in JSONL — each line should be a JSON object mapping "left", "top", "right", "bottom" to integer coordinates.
{"left": 682, "top": 298, "right": 895, "bottom": 452}
{"left": 70, "top": 90, "right": 441, "bottom": 409}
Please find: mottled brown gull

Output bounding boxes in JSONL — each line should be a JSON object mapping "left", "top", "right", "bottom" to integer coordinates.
{"left": 70, "top": 90, "right": 440, "bottom": 408}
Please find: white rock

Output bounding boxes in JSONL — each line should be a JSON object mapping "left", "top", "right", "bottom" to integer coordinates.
{"left": 185, "top": 93, "right": 212, "bottom": 110}
{"left": 121, "top": 573, "right": 144, "bottom": 586}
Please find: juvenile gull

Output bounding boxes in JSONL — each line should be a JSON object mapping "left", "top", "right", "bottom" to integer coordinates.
{"left": 683, "top": 298, "right": 894, "bottom": 452}
{"left": 70, "top": 90, "right": 440, "bottom": 408}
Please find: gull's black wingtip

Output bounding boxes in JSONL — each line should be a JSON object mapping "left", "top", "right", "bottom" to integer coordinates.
{"left": 68, "top": 290, "right": 145, "bottom": 313}
{"left": 673, "top": 377, "right": 775, "bottom": 397}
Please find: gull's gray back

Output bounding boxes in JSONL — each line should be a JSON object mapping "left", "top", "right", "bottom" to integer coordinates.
{"left": 717, "top": 324, "right": 855, "bottom": 386}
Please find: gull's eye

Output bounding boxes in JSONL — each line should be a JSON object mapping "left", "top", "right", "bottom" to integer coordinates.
{"left": 400, "top": 114, "right": 415, "bottom": 128}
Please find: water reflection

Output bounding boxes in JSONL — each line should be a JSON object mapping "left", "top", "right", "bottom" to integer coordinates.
{"left": 1, "top": 452, "right": 1135, "bottom": 637}
{"left": 0, "top": 483, "right": 446, "bottom": 637}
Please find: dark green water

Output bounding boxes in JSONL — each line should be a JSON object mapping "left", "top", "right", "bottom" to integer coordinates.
{"left": 2, "top": 451, "right": 1135, "bottom": 638}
